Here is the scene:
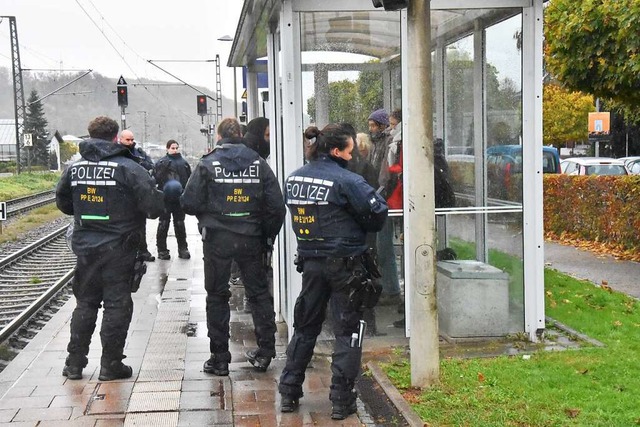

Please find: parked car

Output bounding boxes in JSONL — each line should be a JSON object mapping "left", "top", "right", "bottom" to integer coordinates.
{"left": 486, "top": 145, "right": 560, "bottom": 200}
{"left": 486, "top": 152, "right": 519, "bottom": 199}
{"left": 625, "top": 159, "right": 640, "bottom": 175}
{"left": 618, "top": 156, "right": 640, "bottom": 175}
{"left": 560, "top": 157, "right": 628, "bottom": 176}
{"left": 617, "top": 156, "right": 640, "bottom": 165}
{"left": 486, "top": 145, "right": 561, "bottom": 174}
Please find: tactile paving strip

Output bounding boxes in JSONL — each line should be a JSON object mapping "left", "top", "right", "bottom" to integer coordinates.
{"left": 140, "top": 358, "right": 184, "bottom": 371}
{"left": 133, "top": 380, "right": 181, "bottom": 393}
{"left": 137, "top": 368, "right": 184, "bottom": 382}
{"left": 145, "top": 334, "right": 187, "bottom": 352}
{"left": 124, "top": 411, "right": 179, "bottom": 426}
{"left": 151, "top": 321, "right": 188, "bottom": 334}
{"left": 127, "top": 390, "right": 180, "bottom": 412}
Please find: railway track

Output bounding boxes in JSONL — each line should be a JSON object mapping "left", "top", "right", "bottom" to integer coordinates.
{"left": 4, "top": 189, "right": 57, "bottom": 219}
{"left": 0, "top": 224, "right": 76, "bottom": 358}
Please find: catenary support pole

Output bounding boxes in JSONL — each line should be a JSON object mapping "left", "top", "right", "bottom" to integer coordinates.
{"left": 120, "top": 105, "right": 127, "bottom": 131}
{"left": 406, "top": 0, "right": 439, "bottom": 387}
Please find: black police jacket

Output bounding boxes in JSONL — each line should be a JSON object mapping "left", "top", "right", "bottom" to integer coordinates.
{"left": 123, "top": 144, "right": 154, "bottom": 172}
{"left": 153, "top": 153, "right": 192, "bottom": 188}
{"left": 181, "top": 137, "right": 286, "bottom": 240}
{"left": 56, "top": 138, "right": 165, "bottom": 254}
{"left": 286, "top": 154, "right": 388, "bottom": 258}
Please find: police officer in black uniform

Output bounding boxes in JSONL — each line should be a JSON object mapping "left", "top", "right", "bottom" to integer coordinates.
{"left": 153, "top": 139, "right": 192, "bottom": 260}
{"left": 56, "top": 116, "right": 164, "bottom": 381}
{"left": 181, "top": 117, "right": 286, "bottom": 376}
{"left": 119, "top": 129, "right": 154, "bottom": 171}
{"left": 118, "top": 129, "right": 156, "bottom": 261}
{"left": 278, "top": 124, "right": 388, "bottom": 420}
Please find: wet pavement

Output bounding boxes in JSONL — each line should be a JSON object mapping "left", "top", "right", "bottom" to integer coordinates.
{"left": 0, "top": 218, "right": 400, "bottom": 426}
{"left": 0, "top": 216, "right": 635, "bottom": 426}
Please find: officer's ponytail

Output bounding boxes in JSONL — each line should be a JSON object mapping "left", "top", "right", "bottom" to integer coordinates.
{"left": 304, "top": 126, "right": 320, "bottom": 160}
{"left": 303, "top": 124, "right": 351, "bottom": 161}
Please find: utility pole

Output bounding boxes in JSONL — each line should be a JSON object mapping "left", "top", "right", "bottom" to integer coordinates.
{"left": 3, "top": 16, "right": 25, "bottom": 174}
{"left": 406, "top": 0, "right": 439, "bottom": 387}
{"left": 137, "top": 111, "right": 148, "bottom": 144}
{"left": 595, "top": 98, "right": 600, "bottom": 157}
{"left": 206, "top": 109, "right": 213, "bottom": 151}
{"left": 214, "top": 55, "right": 223, "bottom": 123}
{"left": 218, "top": 35, "right": 237, "bottom": 118}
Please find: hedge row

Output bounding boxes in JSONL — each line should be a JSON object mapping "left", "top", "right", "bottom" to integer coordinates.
{"left": 543, "top": 174, "right": 640, "bottom": 251}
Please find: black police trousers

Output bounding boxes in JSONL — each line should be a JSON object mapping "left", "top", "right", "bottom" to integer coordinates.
{"left": 157, "top": 202, "right": 187, "bottom": 252}
{"left": 202, "top": 230, "right": 276, "bottom": 363}
{"left": 278, "top": 257, "right": 364, "bottom": 405}
{"left": 66, "top": 248, "right": 135, "bottom": 368}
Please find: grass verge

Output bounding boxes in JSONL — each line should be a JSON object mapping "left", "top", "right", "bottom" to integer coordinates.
{"left": 0, "top": 205, "right": 66, "bottom": 245}
{"left": 0, "top": 172, "right": 64, "bottom": 245}
{"left": 382, "top": 268, "right": 640, "bottom": 426}
{"left": 0, "top": 172, "right": 60, "bottom": 200}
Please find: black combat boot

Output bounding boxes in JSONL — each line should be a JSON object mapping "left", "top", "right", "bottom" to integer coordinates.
{"left": 99, "top": 361, "right": 133, "bottom": 381}
{"left": 62, "top": 364, "right": 83, "bottom": 380}
{"left": 245, "top": 348, "right": 272, "bottom": 372}
{"left": 203, "top": 355, "right": 229, "bottom": 376}
{"left": 280, "top": 395, "right": 300, "bottom": 413}
{"left": 331, "top": 401, "right": 357, "bottom": 420}
{"left": 62, "top": 355, "right": 84, "bottom": 380}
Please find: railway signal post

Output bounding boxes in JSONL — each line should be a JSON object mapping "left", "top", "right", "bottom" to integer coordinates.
{"left": 0, "top": 201, "right": 6, "bottom": 234}
{"left": 117, "top": 76, "right": 128, "bottom": 130}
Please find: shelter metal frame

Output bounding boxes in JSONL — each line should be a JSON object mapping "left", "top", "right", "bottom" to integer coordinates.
{"left": 229, "top": 0, "right": 545, "bottom": 341}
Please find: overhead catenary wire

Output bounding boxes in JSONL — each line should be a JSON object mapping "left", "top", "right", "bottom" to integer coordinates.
{"left": 74, "top": 0, "right": 201, "bottom": 125}
{"left": 0, "top": 30, "right": 60, "bottom": 68}
{"left": 86, "top": 0, "right": 148, "bottom": 63}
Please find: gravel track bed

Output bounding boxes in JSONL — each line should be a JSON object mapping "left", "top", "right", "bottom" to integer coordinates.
{"left": 0, "top": 216, "right": 73, "bottom": 255}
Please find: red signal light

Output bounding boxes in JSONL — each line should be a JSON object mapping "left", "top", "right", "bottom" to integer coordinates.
{"left": 197, "top": 95, "right": 207, "bottom": 115}
{"left": 117, "top": 85, "right": 128, "bottom": 107}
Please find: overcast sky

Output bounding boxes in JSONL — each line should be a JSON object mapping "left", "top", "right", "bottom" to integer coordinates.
{"left": 0, "top": 0, "right": 244, "bottom": 96}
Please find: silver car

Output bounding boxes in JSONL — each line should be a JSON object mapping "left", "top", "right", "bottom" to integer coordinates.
{"left": 560, "top": 157, "right": 628, "bottom": 176}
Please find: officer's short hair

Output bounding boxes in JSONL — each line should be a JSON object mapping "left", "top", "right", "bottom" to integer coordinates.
{"left": 88, "top": 116, "right": 119, "bottom": 141}
{"left": 166, "top": 139, "right": 179, "bottom": 149}
{"left": 217, "top": 118, "right": 242, "bottom": 139}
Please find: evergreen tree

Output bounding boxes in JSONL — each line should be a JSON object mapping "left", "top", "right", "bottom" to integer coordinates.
{"left": 23, "top": 90, "right": 50, "bottom": 168}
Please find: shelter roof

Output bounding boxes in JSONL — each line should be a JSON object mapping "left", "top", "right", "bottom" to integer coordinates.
{"left": 229, "top": 1, "right": 519, "bottom": 66}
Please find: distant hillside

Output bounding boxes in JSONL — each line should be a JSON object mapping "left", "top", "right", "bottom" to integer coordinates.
{"left": 0, "top": 67, "right": 233, "bottom": 156}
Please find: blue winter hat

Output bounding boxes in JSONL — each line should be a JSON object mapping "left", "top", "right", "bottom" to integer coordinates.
{"left": 368, "top": 109, "right": 389, "bottom": 126}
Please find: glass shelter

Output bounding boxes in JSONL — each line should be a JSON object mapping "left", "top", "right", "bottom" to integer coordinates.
{"left": 229, "top": 0, "right": 545, "bottom": 342}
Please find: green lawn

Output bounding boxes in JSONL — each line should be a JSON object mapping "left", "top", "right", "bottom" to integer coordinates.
{"left": 382, "top": 264, "right": 640, "bottom": 426}
{"left": 0, "top": 173, "right": 64, "bottom": 245}
{"left": 0, "top": 172, "right": 60, "bottom": 200}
